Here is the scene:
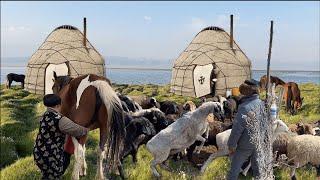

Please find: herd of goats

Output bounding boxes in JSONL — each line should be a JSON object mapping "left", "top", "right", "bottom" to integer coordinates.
{"left": 4, "top": 73, "right": 320, "bottom": 179}
{"left": 115, "top": 89, "right": 320, "bottom": 178}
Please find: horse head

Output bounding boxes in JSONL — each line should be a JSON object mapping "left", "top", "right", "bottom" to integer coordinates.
{"left": 296, "top": 97, "right": 304, "bottom": 110}
{"left": 52, "top": 71, "right": 73, "bottom": 94}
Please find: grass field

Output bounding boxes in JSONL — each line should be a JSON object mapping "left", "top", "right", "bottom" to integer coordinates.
{"left": 0, "top": 83, "right": 319, "bottom": 179}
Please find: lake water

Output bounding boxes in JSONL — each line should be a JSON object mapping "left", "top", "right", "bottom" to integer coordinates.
{"left": 1, "top": 66, "right": 319, "bottom": 85}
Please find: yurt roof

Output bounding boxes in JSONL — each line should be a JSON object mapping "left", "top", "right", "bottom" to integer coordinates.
{"left": 173, "top": 26, "right": 251, "bottom": 69}
{"left": 28, "top": 25, "right": 104, "bottom": 66}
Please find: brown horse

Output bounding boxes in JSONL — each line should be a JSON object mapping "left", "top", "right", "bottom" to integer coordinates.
{"left": 52, "top": 72, "right": 125, "bottom": 179}
{"left": 283, "top": 82, "right": 303, "bottom": 114}
{"left": 259, "top": 75, "right": 286, "bottom": 91}
{"left": 286, "top": 85, "right": 294, "bottom": 114}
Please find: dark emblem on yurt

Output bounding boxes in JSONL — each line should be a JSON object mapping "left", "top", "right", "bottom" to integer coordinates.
{"left": 199, "top": 76, "right": 205, "bottom": 84}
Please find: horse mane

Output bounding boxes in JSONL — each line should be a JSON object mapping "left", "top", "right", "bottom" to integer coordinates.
{"left": 272, "top": 76, "right": 286, "bottom": 85}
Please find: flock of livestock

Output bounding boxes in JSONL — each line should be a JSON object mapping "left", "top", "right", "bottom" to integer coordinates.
{"left": 115, "top": 89, "right": 320, "bottom": 178}
{"left": 4, "top": 72, "right": 320, "bottom": 179}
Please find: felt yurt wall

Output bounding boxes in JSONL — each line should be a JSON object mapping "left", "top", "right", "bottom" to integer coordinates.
{"left": 25, "top": 24, "right": 105, "bottom": 95}
{"left": 170, "top": 26, "right": 252, "bottom": 98}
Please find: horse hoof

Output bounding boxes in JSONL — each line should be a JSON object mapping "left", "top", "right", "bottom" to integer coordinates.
{"left": 72, "top": 174, "right": 80, "bottom": 180}
{"left": 200, "top": 167, "right": 206, "bottom": 173}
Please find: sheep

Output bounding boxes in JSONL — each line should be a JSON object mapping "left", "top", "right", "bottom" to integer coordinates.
{"left": 129, "top": 95, "right": 160, "bottom": 109}
{"left": 287, "top": 135, "right": 320, "bottom": 179}
{"left": 200, "top": 119, "right": 290, "bottom": 174}
{"left": 272, "top": 132, "right": 294, "bottom": 161}
{"left": 159, "top": 100, "right": 182, "bottom": 115}
{"left": 146, "top": 102, "right": 223, "bottom": 177}
{"left": 289, "top": 122, "right": 316, "bottom": 135}
{"left": 131, "top": 108, "right": 173, "bottom": 133}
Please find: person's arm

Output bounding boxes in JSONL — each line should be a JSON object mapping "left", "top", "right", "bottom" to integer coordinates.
{"left": 59, "top": 116, "right": 89, "bottom": 137}
{"left": 227, "top": 106, "right": 246, "bottom": 149}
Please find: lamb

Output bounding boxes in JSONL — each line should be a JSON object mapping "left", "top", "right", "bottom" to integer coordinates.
{"left": 287, "top": 135, "right": 320, "bottom": 179}
{"left": 146, "top": 101, "right": 222, "bottom": 177}
{"left": 200, "top": 119, "right": 290, "bottom": 173}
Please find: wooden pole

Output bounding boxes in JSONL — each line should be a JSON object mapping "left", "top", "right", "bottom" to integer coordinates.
{"left": 266, "top": 21, "right": 273, "bottom": 100}
{"left": 83, "top": 17, "right": 87, "bottom": 48}
{"left": 230, "top": 14, "right": 234, "bottom": 49}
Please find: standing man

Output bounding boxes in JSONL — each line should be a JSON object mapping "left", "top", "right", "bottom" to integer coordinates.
{"left": 227, "top": 79, "right": 263, "bottom": 179}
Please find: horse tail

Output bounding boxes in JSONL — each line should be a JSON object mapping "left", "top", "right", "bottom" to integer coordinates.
{"left": 91, "top": 80, "right": 126, "bottom": 170}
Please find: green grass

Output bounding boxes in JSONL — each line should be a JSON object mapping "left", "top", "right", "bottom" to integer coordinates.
{"left": 1, "top": 83, "right": 319, "bottom": 179}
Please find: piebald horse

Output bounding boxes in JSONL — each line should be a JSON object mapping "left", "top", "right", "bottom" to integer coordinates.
{"left": 52, "top": 72, "right": 126, "bottom": 180}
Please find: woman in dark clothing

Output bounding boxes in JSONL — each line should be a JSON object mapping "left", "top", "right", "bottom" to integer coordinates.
{"left": 33, "top": 94, "right": 89, "bottom": 179}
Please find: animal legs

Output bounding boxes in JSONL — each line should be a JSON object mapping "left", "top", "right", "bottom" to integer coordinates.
{"left": 8, "top": 80, "right": 12, "bottom": 89}
{"left": 200, "top": 150, "right": 228, "bottom": 173}
{"left": 96, "top": 130, "right": 107, "bottom": 180}
{"left": 96, "top": 147, "right": 106, "bottom": 180}
{"left": 195, "top": 135, "right": 206, "bottom": 154}
{"left": 241, "top": 161, "right": 251, "bottom": 176}
{"left": 79, "top": 144, "right": 87, "bottom": 176}
{"left": 290, "top": 162, "right": 299, "bottom": 180}
{"left": 150, "top": 151, "right": 170, "bottom": 178}
{"left": 71, "top": 137, "right": 85, "bottom": 180}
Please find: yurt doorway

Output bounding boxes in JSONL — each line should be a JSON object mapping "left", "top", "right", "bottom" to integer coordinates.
{"left": 193, "top": 64, "right": 214, "bottom": 97}
{"left": 45, "top": 63, "right": 69, "bottom": 94}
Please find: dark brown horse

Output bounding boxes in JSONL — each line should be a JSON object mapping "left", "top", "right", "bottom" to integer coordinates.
{"left": 259, "top": 75, "right": 286, "bottom": 91}
{"left": 6, "top": 73, "right": 25, "bottom": 89}
{"left": 286, "top": 85, "right": 294, "bottom": 114}
{"left": 283, "top": 82, "right": 303, "bottom": 114}
{"left": 52, "top": 72, "right": 125, "bottom": 180}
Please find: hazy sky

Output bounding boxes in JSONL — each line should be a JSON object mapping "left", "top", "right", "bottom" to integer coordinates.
{"left": 1, "top": 1, "right": 319, "bottom": 70}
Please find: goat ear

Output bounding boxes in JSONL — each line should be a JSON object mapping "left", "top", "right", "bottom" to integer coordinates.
{"left": 53, "top": 71, "right": 57, "bottom": 79}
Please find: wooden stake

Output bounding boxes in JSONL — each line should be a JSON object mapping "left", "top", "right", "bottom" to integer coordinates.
{"left": 83, "top": 17, "right": 87, "bottom": 48}
{"left": 230, "top": 14, "right": 234, "bottom": 49}
{"left": 266, "top": 21, "right": 274, "bottom": 100}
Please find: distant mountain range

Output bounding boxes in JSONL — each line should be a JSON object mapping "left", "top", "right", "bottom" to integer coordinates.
{"left": 1, "top": 56, "right": 174, "bottom": 69}
{"left": 104, "top": 56, "right": 173, "bottom": 69}
{"left": 1, "top": 57, "right": 319, "bottom": 72}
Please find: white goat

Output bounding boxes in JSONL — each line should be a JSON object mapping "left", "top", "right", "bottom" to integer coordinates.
{"left": 201, "top": 119, "right": 290, "bottom": 174}
{"left": 146, "top": 101, "right": 222, "bottom": 177}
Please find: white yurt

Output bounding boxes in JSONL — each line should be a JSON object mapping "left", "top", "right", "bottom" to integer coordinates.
{"left": 170, "top": 16, "right": 251, "bottom": 97}
{"left": 25, "top": 18, "right": 105, "bottom": 95}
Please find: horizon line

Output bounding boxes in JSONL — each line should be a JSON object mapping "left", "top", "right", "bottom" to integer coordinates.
{"left": 1, "top": 65, "right": 319, "bottom": 72}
